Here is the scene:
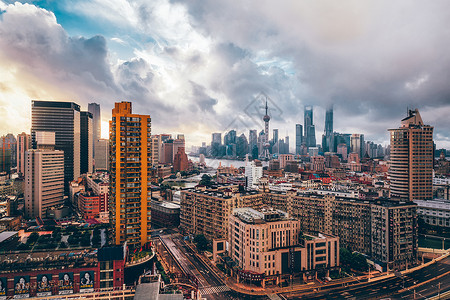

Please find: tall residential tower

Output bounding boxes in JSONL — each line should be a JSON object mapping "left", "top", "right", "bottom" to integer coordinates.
{"left": 109, "top": 102, "right": 152, "bottom": 247}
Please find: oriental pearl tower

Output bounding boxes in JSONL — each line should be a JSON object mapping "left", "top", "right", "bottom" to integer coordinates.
{"left": 262, "top": 97, "right": 271, "bottom": 160}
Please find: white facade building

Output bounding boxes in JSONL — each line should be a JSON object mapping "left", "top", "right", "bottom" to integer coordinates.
{"left": 245, "top": 160, "right": 263, "bottom": 188}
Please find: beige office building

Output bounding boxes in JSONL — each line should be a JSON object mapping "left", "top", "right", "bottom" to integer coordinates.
{"left": 229, "top": 207, "right": 339, "bottom": 287}
{"left": 389, "top": 109, "right": 433, "bottom": 201}
{"left": 94, "top": 138, "right": 109, "bottom": 171}
{"left": 25, "top": 132, "right": 64, "bottom": 218}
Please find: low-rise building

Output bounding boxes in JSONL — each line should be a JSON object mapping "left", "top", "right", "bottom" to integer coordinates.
{"left": 0, "top": 216, "right": 21, "bottom": 231}
{"left": 414, "top": 199, "right": 450, "bottom": 228}
{"left": 85, "top": 173, "right": 109, "bottom": 222}
{"left": 79, "top": 191, "right": 100, "bottom": 220}
{"left": 150, "top": 200, "right": 180, "bottom": 228}
{"left": 0, "top": 246, "right": 125, "bottom": 297}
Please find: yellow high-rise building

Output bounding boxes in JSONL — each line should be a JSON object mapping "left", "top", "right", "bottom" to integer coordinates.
{"left": 109, "top": 102, "right": 152, "bottom": 247}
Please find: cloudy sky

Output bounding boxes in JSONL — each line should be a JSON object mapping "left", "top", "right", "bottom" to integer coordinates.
{"left": 0, "top": 0, "right": 449, "bottom": 149}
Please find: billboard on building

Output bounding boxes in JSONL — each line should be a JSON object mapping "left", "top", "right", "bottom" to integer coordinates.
{"left": 14, "top": 276, "right": 30, "bottom": 299}
{"left": 58, "top": 272, "right": 74, "bottom": 295}
{"left": 0, "top": 277, "right": 6, "bottom": 300}
{"left": 79, "top": 271, "right": 94, "bottom": 293}
{"left": 36, "top": 274, "right": 52, "bottom": 297}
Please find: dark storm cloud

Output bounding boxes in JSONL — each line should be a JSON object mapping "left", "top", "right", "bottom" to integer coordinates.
{"left": 1, "top": 0, "right": 450, "bottom": 147}
{"left": 176, "top": 0, "right": 450, "bottom": 146}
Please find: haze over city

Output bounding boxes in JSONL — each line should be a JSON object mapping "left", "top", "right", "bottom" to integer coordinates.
{"left": 1, "top": 0, "right": 450, "bottom": 148}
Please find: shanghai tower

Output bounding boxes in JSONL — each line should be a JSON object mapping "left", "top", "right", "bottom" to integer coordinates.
{"left": 323, "top": 104, "right": 333, "bottom": 152}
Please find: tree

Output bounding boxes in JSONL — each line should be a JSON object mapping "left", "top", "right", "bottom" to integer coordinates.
{"left": 340, "top": 248, "right": 368, "bottom": 272}
{"left": 17, "top": 243, "right": 29, "bottom": 250}
{"left": 27, "top": 232, "right": 39, "bottom": 244}
{"left": 199, "top": 174, "right": 212, "bottom": 186}
{"left": 340, "top": 248, "right": 352, "bottom": 265}
{"left": 352, "top": 253, "right": 369, "bottom": 272}
{"left": 193, "top": 234, "right": 208, "bottom": 252}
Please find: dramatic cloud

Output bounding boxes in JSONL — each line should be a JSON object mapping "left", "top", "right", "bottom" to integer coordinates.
{"left": 0, "top": 0, "right": 449, "bottom": 149}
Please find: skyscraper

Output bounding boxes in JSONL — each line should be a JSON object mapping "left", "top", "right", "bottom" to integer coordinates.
{"left": 324, "top": 105, "right": 333, "bottom": 136}
{"left": 323, "top": 105, "right": 333, "bottom": 152}
{"left": 88, "top": 103, "right": 101, "bottom": 155}
{"left": 270, "top": 129, "right": 278, "bottom": 154}
{"left": 0, "top": 134, "right": 16, "bottom": 174}
{"left": 31, "top": 101, "right": 81, "bottom": 194}
{"left": 109, "top": 101, "right": 152, "bottom": 247}
{"left": 25, "top": 132, "right": 64, "bottom": 218}
{"left": 272, "top": 129, "right": 279, "bottom": 145}
{"left": 224, "top": 130, "right": 236, "bottom": 145}
{"left": 249, "top": 130, "right": 258, "bottom": 159}
{"left": 17, "top": 132, "right": 31, "bottom": 177}
{"left": 236, "top": 134, "right": 249, "bottom": 157}
{"left": 295, "top": 124, "right": 303, "bottom": 155}
{"left": 94, "top": 139, "right": 109, "bottom": 171}
{"left": 285, "top": 136, "right": 289, "bottom": 154}
{"left": 304, "top": 106, "right": 316, "bottom": 148}
{"left": 211, "top": 133, "right": 222, "bottom": 157}
{"left": 249, "top": 130, "right": 257, "bottom": 148}
{"left": 80, "top": 111, "right": 94, "bottom": 174}
{"left": 389, "top": 109, "right": 433, "bottom": 201}
{"left": 212, "top": 133, "right": 222, "bottom": 145}
{"left": 350, "top": 133, "right": 365, "bottom": 159}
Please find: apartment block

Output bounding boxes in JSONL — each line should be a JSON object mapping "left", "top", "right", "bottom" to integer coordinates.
{"left": 371, "top": 201, "right": 418, "bottom": 270}
{"left": 180, "top": 185, "right": 264, "bottom": 241}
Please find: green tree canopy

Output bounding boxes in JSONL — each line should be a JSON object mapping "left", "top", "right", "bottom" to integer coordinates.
{"left": 194, "top": 234, "right": 208, "bottom": 252}
{"left": 200, "top": 174, "right": 212, "bottom": 186}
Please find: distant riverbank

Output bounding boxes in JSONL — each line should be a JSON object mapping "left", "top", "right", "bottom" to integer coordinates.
{"left": 188, "top": 155, "right": 269, "bottom": 168}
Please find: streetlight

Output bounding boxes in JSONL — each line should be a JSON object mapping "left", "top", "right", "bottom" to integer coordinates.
{"left": 438, "top": 282, "right": 441, "bottom": 300}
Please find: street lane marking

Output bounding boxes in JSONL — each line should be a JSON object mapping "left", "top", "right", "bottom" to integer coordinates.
{"left": 199, "top": 285, "right": 231, "bottom": 295}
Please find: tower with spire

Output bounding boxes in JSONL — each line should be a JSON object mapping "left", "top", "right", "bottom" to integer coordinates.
{"left": 262, "top": 96, "right": 271, "bottom": 159}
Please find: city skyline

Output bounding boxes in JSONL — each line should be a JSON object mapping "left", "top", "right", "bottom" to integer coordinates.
{"left": 1, "top": 1, "right": 450, "bottom": 149}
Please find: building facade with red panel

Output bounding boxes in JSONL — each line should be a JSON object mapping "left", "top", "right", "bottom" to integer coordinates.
{"left": 0, "top": 246, "right": 125, "bottom": 298}
{"left": 79, "top": 191, "right": 100, "bottom": 219}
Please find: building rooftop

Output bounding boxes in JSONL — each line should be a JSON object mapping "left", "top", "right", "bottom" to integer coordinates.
{"left": 414, "top": 199, "right": 450, "bottom": 210}
{"left": 0, "top": 231, "right": 18, "bottom": 244}
{"left": 151, "top": 200, "right": 180, "bottom": 210}
{"left": 233, "top": 207, "right": 289, "bottom": 224}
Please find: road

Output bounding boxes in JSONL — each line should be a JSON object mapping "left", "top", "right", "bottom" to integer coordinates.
{"left": 287, "top": 256, "right": 450, "bottom": 300}
{"left": 160, "top": 234, "right": 268, "bottom": 300}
